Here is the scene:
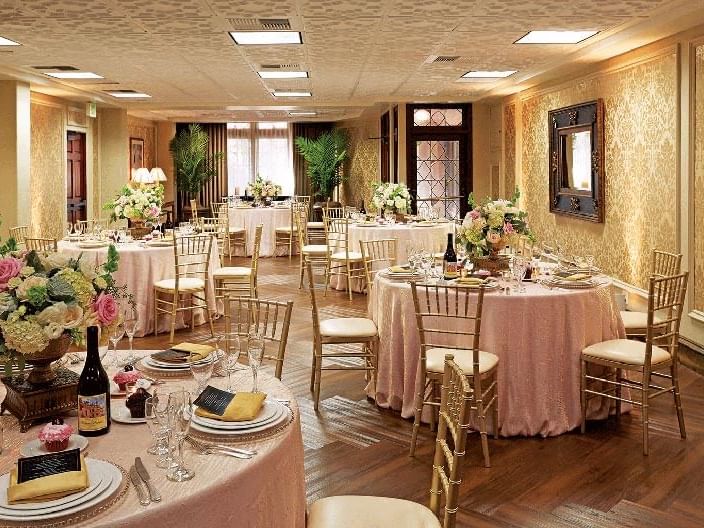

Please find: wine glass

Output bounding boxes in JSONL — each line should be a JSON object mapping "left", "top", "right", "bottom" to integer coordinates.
{"left": 122, "top": 309, "right": 139, "bottom": 365}
{"left": 512, "top": 257, "right": 528, "bottom": 293}
{"left": 222, "top": 333, "right": 242, "bottom": 393}
{"left": 189, "top": 349, "right": 215, "bottom": 396}
{"left": 166, "top": 390, "right": 194, "bottom": 482}
{"left": 145, "top": 395, "right": 171, "bottom": 468}
{"left": 585, "top": 255, "right": 596, "bottom": 275}
{"left": 107, "top": 321, "right": 124, "bottom": 367}
{"left": 247, "top": 328, "right": 265, "bottom": 393}
{"left": 421, "top": 251, "right": 434, "bottom": 282}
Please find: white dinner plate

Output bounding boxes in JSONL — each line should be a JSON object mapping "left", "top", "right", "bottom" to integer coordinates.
{"left": 77, "top": 241, "right": 109, "bottom": 249}
{"left": 191, "top": 400, "right": 283, "bottom": 430}
{"left": 146, "top": 351, "right": 223, "bottom": 369}
{"left": 110, "top": 404, "right": 147, "bottom": 424}
{"left": 355, "top": 223, "right": 379, "bottom": 228}
{"left": 451, "top": 279, "right": 500, "bottom": 290}
{"left": 0, "top": 460, "right": 121, "bottom": 521}
{"left": 190, "top": 405, "right": 289, "bottom": 436}
{"left": 144, "top": 240, "right": 173, "bottom": 247}
{"left": 110, "top": 379, "right": 152, "bottom": 397}
{"left": 20, "top": 435, "right": 89, "bottom": 459}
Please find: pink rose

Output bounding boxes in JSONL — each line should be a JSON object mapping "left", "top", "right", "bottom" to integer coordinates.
{"left": 503, "top": 221, "right": 515, "bottom": 235}
{"left": 469, "top": 209, "right": 481, "bottom": 220}
{"left": 0, "top": 257, "right": 22, "bottom": 291}
{"left": 93, "top": 292, "right": 118, "bottom": 325}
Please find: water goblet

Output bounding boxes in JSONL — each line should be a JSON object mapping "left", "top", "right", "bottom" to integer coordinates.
{"left": 189, "top": 349, "right": 215, "bottom": 396}
{"left": 106, "top": 321, "right": 124, "bottom": 367}
{"left": 247, "top": 328, "right": 265, "bottom": 393}
{"left": 145, "top": 396, "right": 171, "bottom": 467}
{"left": 123, "top": 310, "right": 139, "bottom": 365}
{"left": 221, "top": 333, "right": 243, "bottom": 392}
{"left": 166, "top": 390, "right": 194, "bottom": 482}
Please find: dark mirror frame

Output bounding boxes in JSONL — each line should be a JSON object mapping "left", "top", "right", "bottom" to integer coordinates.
{"left": 548, "top": 99, "right": 605, "bottom": 223}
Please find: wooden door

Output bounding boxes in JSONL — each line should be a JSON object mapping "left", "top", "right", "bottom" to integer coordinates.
{"left": 66, "top": 132, "right": 87, "bottom": 225}
{"left": 380, "top": 111, "right": 390, "bottom": 183}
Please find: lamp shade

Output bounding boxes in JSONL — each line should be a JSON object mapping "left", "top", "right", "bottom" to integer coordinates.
{"left": 132, "top": 167, "right": 153, "bottom": 184}
{"left": 150, "top": 167, "right": 167, "bottom": 182}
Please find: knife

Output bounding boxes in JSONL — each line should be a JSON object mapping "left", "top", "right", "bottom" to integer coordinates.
{"left": 135, "top": 457, "right": 162, "bottom": 502}
{"left": 129, "top": 465, "right": 150, "bottom": 506}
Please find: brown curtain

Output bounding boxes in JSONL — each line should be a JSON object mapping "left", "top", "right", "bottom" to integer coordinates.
{"left": 292, "top": 122, "right": 333, "bottom": 197}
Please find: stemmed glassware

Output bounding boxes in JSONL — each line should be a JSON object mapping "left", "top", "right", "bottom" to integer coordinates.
{"left": 106, "top": 321, "right": 124, "bottom": 367}
{"left": 221, "top": 333, "right": 243, "bottom": 392}
{"left": 145, "top": 395, "right": 171, "bottom": 468}
{"left": 166, "top": 389, "right": 194, "bottom": 482}
{"left": 189, "top": 349, "right": 215, "bottom": 396}
{"left": 421, "top": 251, "right": 434, "bottom": 282}
{"left": 122, "top": 309, "right": 138, "bottom": 366}
{"left": 512, "top": 256, "right": 528, "bottom": 293}
{"left": 247, "top": 327, "right": 265, "bottom": 393}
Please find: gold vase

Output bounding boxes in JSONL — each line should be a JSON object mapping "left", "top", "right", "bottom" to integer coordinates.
{"left": 129, "top": 219, "right": 152, "bottom": 239}
{"left": 25, "top": 334, "right": 72, "bottom": 385}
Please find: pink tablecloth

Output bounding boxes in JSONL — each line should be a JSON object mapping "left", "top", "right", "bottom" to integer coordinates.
{"left": 57, "top": 240, "right": 221, "bottom": 337}
{"left": 368, "top": 276, "right": 626, "bottom": 437}
{"left": 228, "top": 206, "right": 293, "bottom": 257}
{"left": 0, "top": 352, "right": 306, "bottom": 528}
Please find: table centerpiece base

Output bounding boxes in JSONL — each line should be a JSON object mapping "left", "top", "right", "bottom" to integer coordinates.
{"left": 472, "top": 254, "right": 510, "bottom": 276}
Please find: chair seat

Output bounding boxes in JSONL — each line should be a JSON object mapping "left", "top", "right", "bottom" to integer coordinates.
{"left": 425, "top": 347, "right": 499, "bottom": 375}
{"left": 228, "top": 227, "right": 245, "bottom": 234}
{"left": 331, "top": 251, "right": 363, "bottom": 261}
{"left": 308, "top": 496, "right": 441, "bottom": 528}
{"left": 213, "top": 266, "right": 251, "bottom": 278}
{"left": 582, "top": 339, "right": 671, "bottom": 366}
{"left": 620, "top": 310, "right": 665, "bottom": 332}
{"left": 320, "top": 317, "right": 377, "bottom": 338}
{"left": 302, "top": 244, "right": 329, "bottom": 254}
{"left": 275, "top": 225, "right": 297, "bottom": 233}
{"left": 307, "top": 221, "right": 324, "bottom": 228}
{"left": 154, "top": 277, "right": 205, "bottom": 292}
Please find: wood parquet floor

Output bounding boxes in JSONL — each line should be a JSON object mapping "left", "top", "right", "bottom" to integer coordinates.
{"left": 134, "top": 256, "right": 704, "bottom": 527}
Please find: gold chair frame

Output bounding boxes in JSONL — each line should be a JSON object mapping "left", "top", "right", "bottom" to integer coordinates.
{"left": 199, "top": 216, "right": 229, "bottom": 267}
{"left": 359, "top": 238, "right": 398, "bottom": 293}
{"left": 9, "top": 226, "right": 29, "bottom": 246}
{"left": 214, "top": 224, "right": 263, "bottom": 300}
{"left": 274, "top": 204, "right": 298, "bottom": 259}
{"left": 25, "top": 237, "right": 58, "bottom": 252}
{"left": 323, "top": 214, "right": 365, "bottom": 301}
{"left": 213, "top": 202, "right": 247, "bottom": 258}
{"left": 294, "top": 204, "right": 330, "bottom": 289}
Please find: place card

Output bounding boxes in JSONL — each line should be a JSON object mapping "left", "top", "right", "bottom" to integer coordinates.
{"left": 17, "top": 449, "right": 81, "bottom": 483}
{"left": 193, "top": 386, "right": 234, "bottom": 416}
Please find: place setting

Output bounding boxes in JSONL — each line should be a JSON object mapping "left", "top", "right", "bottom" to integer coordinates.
{"left": 136, "top": 342, "right": 223, "bottom": 377}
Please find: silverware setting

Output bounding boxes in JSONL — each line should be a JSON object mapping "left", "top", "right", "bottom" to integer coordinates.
{"left": 186, "top": 436, "right": 256, "bottom": 459}
{"left": 135, "top": 457, "right": 162, "bottom": 502}
{"left": 129, "top": 465, "right": 150, "bottom": 506}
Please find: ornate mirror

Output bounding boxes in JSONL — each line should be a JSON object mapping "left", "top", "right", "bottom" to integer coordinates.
{"left": 548, "top": 99, "right": 605, "bottom": 222}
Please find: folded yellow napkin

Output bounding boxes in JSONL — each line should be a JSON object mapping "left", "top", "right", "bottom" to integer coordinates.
{"left": 171, "top": 342, "right": 214, "bottom": 362}
{"left": 564, "top": 273, "right": 590, "bottom": 281}
{"left": 7, "top": 456, "right": 89, "bottom": 504}
{"left": 389, "top": 265, "right": 410, "bottom": 273}
{"left": 455, "top": 277, "right": 485, "bottom": 286}
{"left": 195, "top": 392, "right": 267, "bottom": 422}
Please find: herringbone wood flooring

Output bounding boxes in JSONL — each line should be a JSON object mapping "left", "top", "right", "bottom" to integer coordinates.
{"left": 135, "top": 256, "right": 704, "bottom": 527}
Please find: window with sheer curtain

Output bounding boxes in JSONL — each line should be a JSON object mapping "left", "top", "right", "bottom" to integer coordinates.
{"left": 226, "top": 122, "right": 294, "bottom": 195}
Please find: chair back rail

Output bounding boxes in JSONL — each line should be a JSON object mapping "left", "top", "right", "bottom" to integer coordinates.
{"left": 24, "top": 237, "right": 58, "bottom": 252}
{"left": 645, "top": 272, "right": 688, "bottom": 369}
{"left": 360, "top": 238, "right": 398, "bottom": 288}
{"left": 651, "top": 249, "right": 682, "bottom": 278}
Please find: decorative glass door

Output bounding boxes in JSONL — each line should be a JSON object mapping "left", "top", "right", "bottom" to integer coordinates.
{"left": 415, "top": 139, "right": 461, "bottom": 219}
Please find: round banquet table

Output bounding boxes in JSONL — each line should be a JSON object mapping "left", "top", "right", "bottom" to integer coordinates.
{"left": 368, "top": 275, "right": 626, "bottom": 437}
{"left": 57, "top": 240, "right": 221, "bottom": 337}
{"left": 0, "top": 352, "right": 306, "bottom": 528}
{"left": 330, "top": 221, "right": 454, "bottom": 292}
{"left": 228, "top": 205, "right": 293, "bottom": 257}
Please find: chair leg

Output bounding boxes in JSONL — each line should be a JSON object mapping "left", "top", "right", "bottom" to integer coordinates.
{"left": 428, "top": 382, "right": 437, "bottom": 432}
{"left": 346, "top": 261, "right": 353, "bottom": 301}
{"left": 493, "top": 376, "right": 500, "bottom": 440}
{"left": 298, "top": 256, "right": 305, "bottom": 289}
{"left": 153, "top": 289, "right": 159, "bottom": 337}
{"left": 204, "top": 290, "right": 215, "bottom": 337}
{"left": 475, "top": 391, "right": 491, "bottom": 468}
{"left": 409, "top": 382, "right": 425, "bottom": 457}
{"left": 642, "top": 371, "right": 651, "bottom": 456}
{"left": 309, "top": 341, "right": 318, "bottom": 392}
{"left": 324, "top": 262, "right": 330, "bottom": 297}
{"left": 313, "top": 341, "right": 323, "bottom": 412}
{"left": 615, "top": 368, "right": 622, "bottom": 421}
{"left": 672, "top": 362, "right": 687, "bottom": 439}
{"left": 580, "top": 358, "right": 587, "bottom": 434}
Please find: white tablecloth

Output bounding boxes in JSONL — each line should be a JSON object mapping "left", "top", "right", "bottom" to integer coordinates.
{"left": 228, "top": 206, "right": 292, "bottom": 257}
{"left": 57, "top": 240, "right": 221, "bottom": 337}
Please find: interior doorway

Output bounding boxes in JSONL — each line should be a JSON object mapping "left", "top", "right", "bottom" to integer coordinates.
{"left": 66, "top": 131, "right": 87, "bottom": 225}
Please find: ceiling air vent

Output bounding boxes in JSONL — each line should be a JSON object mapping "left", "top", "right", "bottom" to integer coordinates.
{"left": 258, "top": 19, "right": 291, "bottom": 30}
{"left": 228, "top": 18, "right": 292, "bottom": 30}
{"left": 260, "top": 63, "right": 301, "bottom": 69}
{"left": 430, "top": 55, "right": 460, "bottom": 63}
{"left": 32, "top": 65, "right": 79, "bottom": 71}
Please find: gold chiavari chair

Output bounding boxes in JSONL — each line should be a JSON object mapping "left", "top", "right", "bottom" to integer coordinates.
{"left": 513, "top": 234, "right": 535, "bottom": 257}
{"left": 360, "top": 238, "right": 398, "bottom": 293}
{"left": 343, "top": 205, "right": 357, "bottom": 217}
{"left": 213, "top": 224, "right": 263, "bottom": 300}
{"left": 190, "top": 199, "right": 199, "bottom": 221}
{"left": 581, "top": 272, "right": 689, "bottom": 455}
{"left": 274, "top": 203, "right": 298, "bottom": 259}
{"left": 9, "top": 226, "right": 29, "bottom": 246}
{"left": 25, "top": 237, "right": 58, "bottom": 252}
{"left": 323, "top": 212, "right": 365, "bottom": 301}
{"left": 77, "top": 219, "right": 110, "bottom": 233}
{"left": 409, "top": 282, "right": 499, "bottom": 468}
{"left": 223, "top": 296, "right": 294, "bottom": 380}
{"left": 210, "top": 201, "right": 227, "bottom": 217}
{"left": 620, "top": 249, "right": 683, "bottom": 337}
{"left": 306, "top": 263, "right": 378, "bottom": 411}
{"left": 199, "top": 216, "right": 228, "bottom": 267}
{"left": 213, "top": 201, "right": 247, "bottom": 258}
{"left": 154, "top": 234, "right": 215, "bottom": 343}
{"left": 294, "top": 204, "right": 330, "bottom": 289}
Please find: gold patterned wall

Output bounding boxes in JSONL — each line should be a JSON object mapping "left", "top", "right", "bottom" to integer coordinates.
{"left": 127, "top": 116, "right": 156, "bottom": 169}
{"left": 503, "top": 103, "right": 516, "bottom": 198}
{"left": 520, "top": 50, "right": 678, "bottom": 290}
{"left": 30, "top": 102, "right": 65, "bottom": 239}
{"left": 694, "top": 44, "right": 704, "bottom": 311}
{"left": 339, "top": 119, "right": 379, "bottom": 209}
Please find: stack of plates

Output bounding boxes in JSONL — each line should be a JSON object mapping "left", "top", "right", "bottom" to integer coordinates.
{"left": 77, "top": 240, "right": 109, "bottom": 249}
{"left": 144, "top": 239, "right": 172, "bottom": 247}
{"left": 558, "top": 265, "right": 601, "bottom": 275}
{"left": 380, "top": 267, "right": 422, "bottom": 280}
{"left": 191, "top": 399, "right": 289, "bottom": 437}
{"left": 138, "top": 350, "right": 223, "bottom": 373}
{"left": 0, "top": 459, "right": 122, "bottom": 522}
{"left": 543, "top": 276, "right": 603, "bottom": 289}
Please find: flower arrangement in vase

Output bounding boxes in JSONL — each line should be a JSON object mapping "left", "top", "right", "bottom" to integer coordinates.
{"left": 0, "top": 242, "right": 126, "bottom": 384}
{"left": 247, "top": 175, "right": 282, "bottom": 205}
{"left": 371, "top": 182, "right": 412, "bottom": 218}
{"left": 103, "top": 184, "right": 164, "bottom": 236}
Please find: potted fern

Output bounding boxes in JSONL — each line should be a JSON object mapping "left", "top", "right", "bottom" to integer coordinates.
{"left": 169, "top": 124, "right": 223, "bottom": 219}
{"left": 294, "top": 130, "right": 347, "bottom": 213}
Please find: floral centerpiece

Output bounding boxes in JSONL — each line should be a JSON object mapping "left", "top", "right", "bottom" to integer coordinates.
{"left": 103, "top": 184, "right": 164, "bottom": 223}
{"left": 457, "top": 189, "right": 532, "bottom": 265}
{"left": 371, "top": 182, "right": 412, "bottom": 215}
{"left": 0, "top": 242, "right": 125, "bottom": 384}
{"left": 247, "top": 175, "right": 282, "bottom": 203}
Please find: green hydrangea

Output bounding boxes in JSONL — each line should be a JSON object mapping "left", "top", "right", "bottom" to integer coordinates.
{"left": 27, "top": 285, "right": 48, "bottom": 307}
{"left": 0, "top": 319, "right": 49, "bottom": 355}
{"left": 56, "top": 269, "right": 95, "bottom": 307}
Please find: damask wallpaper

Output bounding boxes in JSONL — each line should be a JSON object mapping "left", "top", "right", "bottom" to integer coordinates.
{"left": 339, "top": 121, "right": 379, "bottom": 209}
{"left": 694, "top": 45, "right": 704, "bottom": 311}
{"left": 127, "top": 116, "right": 156, "bottom": 170}
{"left": 30, "top": 102, "right": 65, "bottom": 239}
{"left": 519, "top": 50, "right": 678, "bottom": 290}
{"left": 503, "top": 103, "right": 516, "bottom": 199}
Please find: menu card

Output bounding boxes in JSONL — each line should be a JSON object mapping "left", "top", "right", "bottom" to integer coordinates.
{"left": 17, "top": 449, "right": 81, "bottom": 484}
{"left": 193, "top": 386, "right": 235, "bottom": 416}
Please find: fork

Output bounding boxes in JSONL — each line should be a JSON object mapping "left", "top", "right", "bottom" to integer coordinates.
{"left": 186, "top": 436, "right": 256, "bottom": 457}
{"left": 186, "top": 437, "right": 253, "bottom": 459}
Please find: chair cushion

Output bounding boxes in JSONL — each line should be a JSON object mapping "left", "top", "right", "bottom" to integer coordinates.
{"left": 154, "top": 277, "right": 205, "bottom": 292}
{"left": 582, "top": 339, "right": 671, "bottom": 366}
{"left": 302, "top": 244, "right": 329, "bottom": 254}
{"left": 425, "top": 347, "right": 499, "bottom": 375}
{"left": 320, "top": 317, "right": 377, "bottom": 338}
{"left": 213, "top": 266, "right": 251, "bottom": 278}
{"left": 275, "top": 226, "right": 297, "bottom": 232}
{"left": 331, "top": 251, "right": 363, "bottom": 261}
{"left": 620, "top": 310, "right": 664, "bottom": 332}
{"left": 308, "top": 496, "right": 441, "bottom": 528}
{"left": 228, "top": 227, "right": 245, "bottom": 234}
{"left": 307, "top": 221, "right": 325, "bottom": 228}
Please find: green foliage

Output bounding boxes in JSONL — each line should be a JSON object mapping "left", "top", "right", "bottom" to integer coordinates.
{"left": 47, "top": 275, "right": 75, "bottom": 302}
{"left": 169, "top": 124, "right": 224, "bottom": 196}
{"left": 27, "top": 286, "right": 49, "bottom": 308}
{"left": 294, "top": 130, "right": 348, "bottom": 200}
{"left": 104, "top": 245, "right": 120, "bottom": 274}
{"left": 24, "top": 250, "right": 45, "bottom": 274}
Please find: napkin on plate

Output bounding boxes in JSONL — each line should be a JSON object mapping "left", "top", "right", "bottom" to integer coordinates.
{"left": 170, "top": 342, "right": 214, "bottom": 361}
{"left": 195, "top": 392, "right": 267, "bottom": 422}
{"left": 455, "top": 277, "right": 485, "bottom": 286}
{"left": 388, "top": 265, "right": 411, "bottom": 273}
{"left": 563, "top": 273, "right": 590, "bottom": 281}
{"left": 7, "top": 456, "right": 89, "bottom": 504}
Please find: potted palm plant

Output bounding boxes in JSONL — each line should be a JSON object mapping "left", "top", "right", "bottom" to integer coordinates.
{"left": 169, "top": 124, "right": 223, "bottom": 220}
{"left": 294, "top": 130, "right": 347, "bottom": 215}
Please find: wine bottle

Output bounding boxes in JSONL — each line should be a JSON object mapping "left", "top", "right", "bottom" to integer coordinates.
{"left": 78, "top": 326, "right": 111, "bottom": 436}
{"left": 443, "top": 233, "right": 459, "bottom": 280}
{"left": 360, "top": 200, "right": 366, "bottom": 215}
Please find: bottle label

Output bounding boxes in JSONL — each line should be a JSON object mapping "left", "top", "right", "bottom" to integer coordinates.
{"left": 78, "top": 394, "right": 108, "bottom": 431}
{"left": 444, "top": 261, "right": 459, "bottom": 278}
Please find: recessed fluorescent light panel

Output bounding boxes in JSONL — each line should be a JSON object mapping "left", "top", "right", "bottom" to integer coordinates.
{"left": 272, "top": 91, "right": 311, "bottom": 97}
{"left": 46, "top": 71, "right": 104, "bottom": 79}
{"left": 230, "top": 31, "right": 302, "bottom": 45}
{"left": 515, "top": 30, "right": 598, "bottom": 44}
{"left": 0, "top": 36, "right": 20, "bottom": 46}
{"left": 259, "top": 71, "right": 308, "bottom": 79}
{"left": 462, "top": 70, "right": 517, "bottom": 79}
{"left": 105, "top": 91, "right": 151, "bottom": 98}
{"left": 289, "top": 111, "right": 317, "bottom": 116}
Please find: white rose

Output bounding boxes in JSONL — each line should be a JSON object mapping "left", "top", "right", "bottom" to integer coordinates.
{"left": 386, "top": 199, "right": 394, "bottom": 207}
{"left": 79, "top": 259, "right": 97, "bottom": 281}
{"left": 43, "top": 321, "right": 64, "bottom": 340}
{"left": 394, "top": 196, "right": 406, "bottom": 210}
{"left": 37, "top": 302, "right": 69, "bottom": 325}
